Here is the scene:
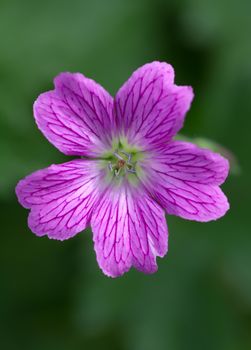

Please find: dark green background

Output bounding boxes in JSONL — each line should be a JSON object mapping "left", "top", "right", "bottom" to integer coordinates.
{"left": 1, "top": 0, "right": 250, "bottom": 349}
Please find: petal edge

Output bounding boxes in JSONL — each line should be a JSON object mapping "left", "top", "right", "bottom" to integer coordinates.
{"left": 34, "top": 72, "right": 114, "bottom": 157}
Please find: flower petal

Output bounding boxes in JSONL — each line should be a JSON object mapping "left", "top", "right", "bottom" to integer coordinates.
{"left": 16, "top": 160, "right": 102, "bottom": 240}
{"left": 91, "top": 186, "right": 168, "bottom": 277}
{"left": 34, "top": 72, "right": 114, "bottom": 157}
{"left": 144, "top": 141, "right": 229, "bottom": 222}
{"left": 114, "top": 61, "right": 193, "bottom": 149}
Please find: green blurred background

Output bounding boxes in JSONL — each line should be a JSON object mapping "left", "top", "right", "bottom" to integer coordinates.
{"left": 0, "top": 0, "right": 250, "bottom": 349}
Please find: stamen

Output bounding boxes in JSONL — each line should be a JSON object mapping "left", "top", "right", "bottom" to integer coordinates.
{"left": 113, "top": 151, "right": 124, "bottom": 160}
{"left": 126, "top": 167, "right": 136, "bottom": 174}
{"left": 114, "top": 168, "right": 121, "bottom": 176}
{"left": 108, "top": 161, "right": 113, "bottom": 172}
{"left": 120, "top": 150, "right": 132, "bottom": 162}
{"left": 108, "top": 149, "right": 137, "bottom": 178}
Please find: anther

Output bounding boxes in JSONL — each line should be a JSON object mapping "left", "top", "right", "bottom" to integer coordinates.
{"left": 126, "top": 167, "right": 136, "bottom": 174}
{"left": 113, "top": 151, "right": 124, "bottom": 160}
{"left": 108, "top": 161, "right": 113, "bottom": 172}
{"left": 120, "top": 151, "right": 132, "bottom": 162}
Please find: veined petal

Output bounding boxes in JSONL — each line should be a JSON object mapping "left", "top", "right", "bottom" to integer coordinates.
{"left": 34, "top": 72, "right": 114, "bottom": 157}
{"left": 114, "top": 61, "right": 193, "bottom": 149}
{"left": 91, "top": 185, "right": 168, "bottom": 277}
{"left": 144, "top": 141, "right": 229, "bottom": 222}
{"left": 16, "top": 159, "right": 103, "bottom": 240}
{"left": 150, "top": 141, "right": 229, "bottom": 185}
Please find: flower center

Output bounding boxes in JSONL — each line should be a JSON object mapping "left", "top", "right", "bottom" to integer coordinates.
{"left": 108, "top": 150, "right": 136, "bottom": 177}
{"left": 100, "top": 137, "right": 145, "bottom": 186}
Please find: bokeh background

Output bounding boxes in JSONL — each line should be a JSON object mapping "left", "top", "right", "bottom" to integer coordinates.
{"left": 1, "top": 0, "right": 251, "bottom": 349}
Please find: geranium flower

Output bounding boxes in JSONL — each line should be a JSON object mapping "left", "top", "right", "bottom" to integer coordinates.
{"left": 16, "top": 62, "right": 229, "bottom": 277}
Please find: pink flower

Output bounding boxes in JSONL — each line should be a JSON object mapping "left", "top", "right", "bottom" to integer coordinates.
{"left": 16, "top": 62, "right": 229, "bottom": 277}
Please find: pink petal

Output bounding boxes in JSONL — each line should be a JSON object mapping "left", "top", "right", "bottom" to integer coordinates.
{"left": 34, "top": 72, "right": 114, "bottom": 157}
{"left": 144, "top": 141, "right": 230, "bottom": 222}
{"left": 16, "top": 160, "right": 102, "bottom": 240}
{"left": 114, "top": 61, "right": 193, "bottom": 149}
{"left": 91, "top": 185, "right": 168, "bottom": 277}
